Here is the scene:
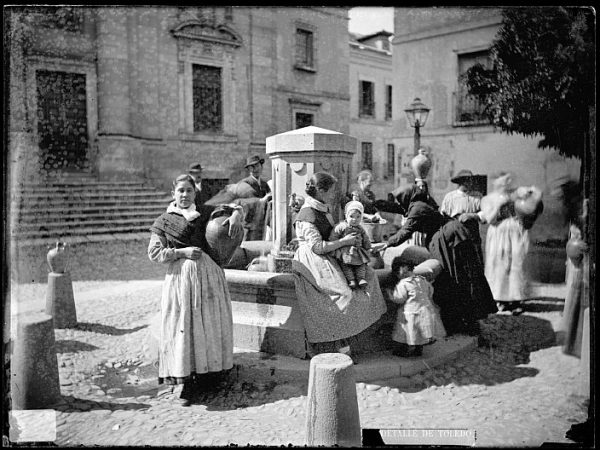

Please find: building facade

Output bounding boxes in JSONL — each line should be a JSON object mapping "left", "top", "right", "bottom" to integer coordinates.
{"left": 348, "top": 31, "right": 396, "bottom": 198}
{"left": 7, "top": 6, "right": 350, "bottom": 191}
{"left": 391, "top": 7, "right": 581, "bottom": 243}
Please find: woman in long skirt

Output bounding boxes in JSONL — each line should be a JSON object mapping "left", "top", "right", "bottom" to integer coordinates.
{"left": 148, "top": 174, "right": 243, "bottom": 406}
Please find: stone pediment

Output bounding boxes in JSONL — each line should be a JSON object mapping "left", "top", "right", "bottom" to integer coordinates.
{"left": 171, "top": 20, "right": 242, "bottom": 47}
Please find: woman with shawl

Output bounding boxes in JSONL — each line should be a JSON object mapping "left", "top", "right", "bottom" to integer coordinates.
{"left": 292, "top": 172, "right": 387, "bottom": 361}
{"left": 379, "top": 184, "right": 496, "bottom": 335}
{"left": 148, "top": 174, "right": 244, "bottom": 406}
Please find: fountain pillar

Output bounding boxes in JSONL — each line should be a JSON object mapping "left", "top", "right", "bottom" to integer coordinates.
{"left": 266, "top": 126, "right": 357, "bottom": 256}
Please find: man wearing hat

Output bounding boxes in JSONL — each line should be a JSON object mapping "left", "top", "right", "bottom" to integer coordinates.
{"left": 187, "top": 162, "right": 211, "bottom": 207}
{"left": 440, "top": 169, "right": 484, "bottom": 262}
{"left": 227, "top": 155, "right": 271, "bottom": 240}
{"left": 239, "top": 155, "right": 271, "bottom": 201}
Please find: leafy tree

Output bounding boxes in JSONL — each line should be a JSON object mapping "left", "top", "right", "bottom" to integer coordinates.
{"left": 464, "top": 6, "right": 595, "bottom": 160}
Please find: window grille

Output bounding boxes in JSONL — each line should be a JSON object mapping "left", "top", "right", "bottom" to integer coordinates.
{"left": 359, "top": 81, "right": 375, "bottom": 117}
{"left": 192, "top": 64, "right": 222, "bottom": 132}
{"left": 295, "top": 29, "right": 314, "bottom": 69}
{"left": 361, "top": 142, "right": 373, "bottom": 170}
{"left": 36, "top": 70, "right": 88, "bottom": 171}
{"left": 386, "top": 144, "right": 395, "bottom": 179}
{"left": 455, "top": 50, "right": 491, "bottom": 125}
{"left": 385, "top": 85, "right": 393, "bottom": 120}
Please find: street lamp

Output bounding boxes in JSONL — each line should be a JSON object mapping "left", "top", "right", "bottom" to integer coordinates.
{"left": 404, "top": 97, "right": 430, "bottom": 155}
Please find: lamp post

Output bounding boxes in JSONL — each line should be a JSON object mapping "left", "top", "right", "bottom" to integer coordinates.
{"left": 404, "top": 97, "right": 430, "bottom": 155}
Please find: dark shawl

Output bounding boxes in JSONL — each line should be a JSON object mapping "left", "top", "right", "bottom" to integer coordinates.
{"left": 387, "top": 185, "right": 447, "bottom": 248}
{"left": 295, "top": 207, "right": 334, "bottom": 239}
{"left": 149, "top": 204, "right": 218, "bottom": 253}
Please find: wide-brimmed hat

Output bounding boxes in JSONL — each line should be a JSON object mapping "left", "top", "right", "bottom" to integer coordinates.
{"left": 450, "top": 169, "right": 474, "bottom": 184}
{"left": 188, "top": 163, "right": 203, "bottom": 174}
{"left": 244, "top": 155, "right": 265, "bottom": 168}
{"left": 392, "top": 245, "right": 431, "bottom": 267}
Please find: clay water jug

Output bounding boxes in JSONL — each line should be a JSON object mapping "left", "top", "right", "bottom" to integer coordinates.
{"left": 47, "top": 241, "right": 69, "bottom": 273}
{"left": 514, "top": 186, "right": 543, "bottom": 229}
{"left": 566, "top": 237, "right": 587, "bottom": 264}
{"left": 410, "top": 148, "right": 432, "bottom": 179}
{"left": 205, "top": 211, "right": 244, "bottom": 266}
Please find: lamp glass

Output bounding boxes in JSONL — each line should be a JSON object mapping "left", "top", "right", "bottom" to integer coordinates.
{"left": 404, "top": 98, "right": 430, "bottom": 128}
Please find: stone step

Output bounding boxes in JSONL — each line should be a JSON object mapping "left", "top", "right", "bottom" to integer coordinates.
{"left": 13, "top": 175, "right": 172, "bottom": 242}
{"left": 18, "top": 184, "right": 150, "bottom": 193}
{"left": 18, "top": 191, "right": 171, "bottom": 200}
{"left": 16, "top": 196, "right": 172, "bottom": 209}
{"left": 17, "top": 210, "right": 162, "bottom": 223}
{"left": 17, "top": 204, "right": 168, "bottom": 218}
{"left": 19, "top": 180, "right": 144, "bottom": 188}
{"left": 13, "top": 224, "right": 151, "bottom": 240}
{"left": 14, "top": 217, "right": 156, "bottom": 233}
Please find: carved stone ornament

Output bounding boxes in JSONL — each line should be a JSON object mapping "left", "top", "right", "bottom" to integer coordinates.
{"left": 170, "top": 19, "right": 242, "bottom": 48}
{"left": 290, "top": 162, "right": 305, "bottom": 173}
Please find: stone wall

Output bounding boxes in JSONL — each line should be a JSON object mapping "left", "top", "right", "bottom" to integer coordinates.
{"left": 8, "top": 6, "right": 351, "bottom": 191}
{"left": 391, "top": 7, "right": 580, "bottom": 244}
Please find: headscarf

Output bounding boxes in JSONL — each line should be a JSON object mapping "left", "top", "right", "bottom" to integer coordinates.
{"left": 395, "top": 184, "right": 436, "bottom": 214}
{"left": 344, "top": 200, "right": 364, "bottom": 217}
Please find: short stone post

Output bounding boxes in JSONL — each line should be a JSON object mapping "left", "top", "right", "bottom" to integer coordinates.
{"left": 10, "top": 312, "right": 61, "bottom": 409}
{"left": 45, "top": 242, "right": 77, "bottom": 328}
{"left": 305, "top": 353, "right": 362, "bottom": 447}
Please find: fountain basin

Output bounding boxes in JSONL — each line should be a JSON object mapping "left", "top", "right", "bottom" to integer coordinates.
{"left": 225, "top": 265, "right": 400, "bottom": 359}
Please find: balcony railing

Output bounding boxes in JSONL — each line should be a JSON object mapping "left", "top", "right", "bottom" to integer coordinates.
{"left": 453, "top": 89, "right": 490, "bottom": 126}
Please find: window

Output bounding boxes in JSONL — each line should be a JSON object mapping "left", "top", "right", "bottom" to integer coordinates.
{"left": 386, "top": 144, "right": 395, "bottom": 179}
{"left": 455, "top": 50, "right": 491, "bottom": 125}
{"left": 359, "top": 81, "right": 375, "bottom": 117}
{"left": 192, "top": 64, "right": 222, "bottom": 132}
{"left": 295, "top": 112, "right": 313, "bottom": 129}
{"left": 295, "top": 28, "right": 314, "bottom": 70}
{"left": 36, "top": 70, "right": 88, "bottom": 171}
{"left": 385, "top": 85, "right": 393, "bottom": 120}
{"left": 361, "top": 142, "right": 373, "bottom": 170}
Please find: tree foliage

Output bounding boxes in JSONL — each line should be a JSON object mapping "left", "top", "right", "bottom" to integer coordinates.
{"left": 464, "top": 7, "right": 595, "bottom": 159}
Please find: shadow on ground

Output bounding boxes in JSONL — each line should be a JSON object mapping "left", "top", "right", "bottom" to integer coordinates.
{"left": 55, "top": 340, "right": 100, "bottom": 353}
{"left": 374, "top": 303, "right": 559, "bottom": 393}
{"left": 90, "top": 358, "right": 308, "bottom": 411}
{"left": 75, "top": 322, "right": 147, "bottom": 336}
{"left": 55, "top": 396, "right": 150, "bottom": 412}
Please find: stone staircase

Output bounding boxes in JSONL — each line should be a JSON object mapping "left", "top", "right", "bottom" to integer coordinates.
{"left": 11, "top": 174, "right": 173, "bottom": 246}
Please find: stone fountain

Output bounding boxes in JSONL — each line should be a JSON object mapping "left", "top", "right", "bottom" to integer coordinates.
{"left": 224, "top": 126, "right": 365, "bottom": 359}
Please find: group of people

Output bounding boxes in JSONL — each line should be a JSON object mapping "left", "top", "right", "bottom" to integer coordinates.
{"left": 147, "top": 155, "right": 544, "bottom": 406}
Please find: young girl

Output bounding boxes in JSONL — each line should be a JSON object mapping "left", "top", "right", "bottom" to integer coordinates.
{"left": 148, "top": 174, "right": 243, "bottom": 406}
{"left": 389, "top": 253, "right": 446, "bottom": 357}
{"left": 330, "top": 200, "right": 372, "bottom": 289}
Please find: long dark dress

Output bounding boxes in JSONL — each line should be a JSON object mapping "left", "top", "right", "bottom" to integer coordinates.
{"left": 386, "top": 186, "right": 497, "bottom": 334}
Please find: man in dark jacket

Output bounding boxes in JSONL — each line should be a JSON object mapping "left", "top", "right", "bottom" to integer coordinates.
{"left": 239, "top": 155, "right": 271, "bottom": 200}
{"left": 188, "top": 163, "right": 212, "bottom": 207}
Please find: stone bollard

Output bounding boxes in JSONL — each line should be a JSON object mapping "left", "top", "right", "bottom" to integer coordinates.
{"left": 305, "top": 353, "right": 362, "bottom": 447}
{"left": 10, "top": 312, "right": 61, "bottom": 410}
{"left": 578, "top": 307, "right": 590, "bottom": 397}
{"left": 45, "top": 242, "right": 77, "bottom": 328}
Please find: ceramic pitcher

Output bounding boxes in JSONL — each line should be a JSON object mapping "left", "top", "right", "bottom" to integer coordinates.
{"left": 410, "top": 148, "right": 432, "bottom": 179}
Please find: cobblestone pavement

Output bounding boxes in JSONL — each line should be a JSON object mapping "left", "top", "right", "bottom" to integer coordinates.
{"left": 8, "top": 277, "right": 589, "bottom": 447}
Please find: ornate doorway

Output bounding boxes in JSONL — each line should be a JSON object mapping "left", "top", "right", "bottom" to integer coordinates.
{"left": 36, "top": 69, "right": 89, "bottom": 173}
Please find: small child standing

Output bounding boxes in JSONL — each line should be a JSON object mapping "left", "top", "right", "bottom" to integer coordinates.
{"left": 330, "top": 200, "right": 372, "bottom": 289}
{"left": 389, "top": 253, "right": 446, "bottom": 357}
